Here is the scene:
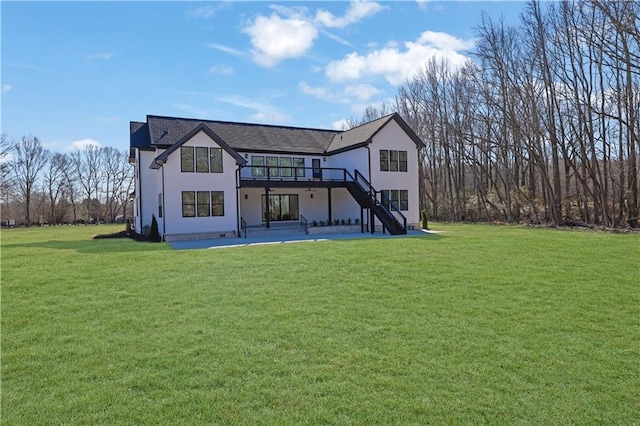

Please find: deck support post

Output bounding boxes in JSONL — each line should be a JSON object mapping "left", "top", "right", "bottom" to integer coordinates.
{"left": 360, "top": 207, "right": 364, "bottom": 233}
{"left": 327, "top": 187, "right": 332, "bottom": 224}
{"left": 370, "top": 208, "right": 375, "bottom": 234}
{"left": 265, "top": 187, "right": 270, "bottom": 228}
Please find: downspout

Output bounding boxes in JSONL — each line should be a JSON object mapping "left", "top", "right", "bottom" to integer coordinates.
{"left": 137, "top": 152, "right": 143, "bottom": 233}
{"left": 161, "top": 163, "right": 166, "bottom": 241}
{"left": 153, "top": 157, "right": 166, "bottom": 241}
{"left": 366, "top": 145, "right": 372, "bottom": 181}
{"left": 236, "top": 166, "right": 241, "bottom": 236}
{"left": 366, "top": 145, "right": 372, "bottom": 231}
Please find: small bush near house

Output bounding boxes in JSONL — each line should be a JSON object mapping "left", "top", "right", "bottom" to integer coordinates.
{"left": 148, "top": 215, "right": 161, "bottom": 242}
{"left": 420, "top": 210, "right": 429, "bottom": 230}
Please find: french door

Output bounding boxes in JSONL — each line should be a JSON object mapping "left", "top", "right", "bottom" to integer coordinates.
{"left": 261, "top": 194, "right": 299, "bottom": 222}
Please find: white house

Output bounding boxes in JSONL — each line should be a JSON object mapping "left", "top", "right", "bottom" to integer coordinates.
{"left": 129, "top": 113, "right": 425, "bottom": 241}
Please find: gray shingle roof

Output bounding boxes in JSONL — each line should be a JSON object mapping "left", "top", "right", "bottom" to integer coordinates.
{"left": 146, "top": 116, "right": 337, "bottom": 155}
{"left": 130, "top": 113, "right": 424, "bottom": 157}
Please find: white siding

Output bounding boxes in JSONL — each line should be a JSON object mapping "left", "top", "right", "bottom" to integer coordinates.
{"left": 326, "top": 147, "right": 370, "bottom": 180}
{"left": 138, "top": 150, "right": 160, "bottom": 233}
{"left": 160, "top": 131, "right": 239, "bottom": 237}
{"left": 368, "top": 121, "right": 421, "bottom": 226}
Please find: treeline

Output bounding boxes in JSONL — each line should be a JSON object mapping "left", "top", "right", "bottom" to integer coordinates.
{"left": 1, "top": 134, "right": 133, "bottom": 226}
{"left": 356, "top": 0, "right": 640, "bottom": 228}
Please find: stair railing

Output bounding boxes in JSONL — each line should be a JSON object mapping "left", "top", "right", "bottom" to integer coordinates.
{"left": 352, "top": 170, "right": 407, "bottom": 232}
{"left": 299, "top": 214, "right": 308, "bottom": 234}
{"left": 240, "top": 217, "right": 247, "bottom": 238}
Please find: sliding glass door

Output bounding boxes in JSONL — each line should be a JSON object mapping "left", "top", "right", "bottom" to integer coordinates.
{"left": 261, "top": 194, "right": 299, "bottom": 222}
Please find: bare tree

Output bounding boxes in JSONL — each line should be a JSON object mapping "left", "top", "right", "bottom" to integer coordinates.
{"left": 70, "top": 145, "right": 102, "bottom": 223}
{"left": 43, "top": 153, "right": 70, "bottom": 224}
{"left": 100, "top": 147, "right": 133, "bottom": 222}
{"left": 9, "top": 135, "right": 50, "bottom": 226}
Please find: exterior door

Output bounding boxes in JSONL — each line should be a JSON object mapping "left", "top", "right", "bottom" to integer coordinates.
{"left": 261, "top": 194, "right": 299, "bottom": 221}
{"left": 312, "top": 159, "right": 321, "bottom": 179}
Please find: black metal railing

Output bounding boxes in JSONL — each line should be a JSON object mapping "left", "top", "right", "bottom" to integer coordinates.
{"left": 300, "top": 214, "right": 308, "bottom": 234}
{"left": 240, "top": 217, "right": 247, "bottom": 238}
{"left": 352, "top": 169, "right": 407, "bottom": 233}
{"left": 240, "top": 165, "right": 348, "bottom": 182}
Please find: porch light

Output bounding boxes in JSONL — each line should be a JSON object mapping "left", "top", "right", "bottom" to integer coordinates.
{"left": 310, "top": 194, "right": 314, "bottom": 199}
{"left": 244, "top": 194, "right": 248, "bottom": 199}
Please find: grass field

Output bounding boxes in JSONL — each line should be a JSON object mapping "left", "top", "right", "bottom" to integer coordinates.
{"left": 2, "top": 223, "right": 638, "bottom": 424}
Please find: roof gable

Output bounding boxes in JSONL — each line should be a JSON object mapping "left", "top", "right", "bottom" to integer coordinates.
{"left": 326, "top": 113, "right": 425, "bottom": 154}
{"left": 131, "top": 112, "right": 425, "bottom": 161}
{"left": 150, "top": 124, "right": 246, "bottom": 169}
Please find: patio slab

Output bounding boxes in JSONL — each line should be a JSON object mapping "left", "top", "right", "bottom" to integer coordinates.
{"left": 168, "top": 229, "right": 434, "bottom": 250}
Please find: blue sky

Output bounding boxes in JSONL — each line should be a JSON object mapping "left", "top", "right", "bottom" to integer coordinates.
{"left": 2, "top": 1, "right": 525, "bottom": 153}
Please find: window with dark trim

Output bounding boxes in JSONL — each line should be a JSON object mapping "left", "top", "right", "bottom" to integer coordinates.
{"left": 399, "top": 189, "right": 408, "bottom": 211}
{"left": 182, "top": 191, "right": 196, "bottom": 217}
{"left": 196, "top": 147, "right": 209, "bottom": 173}
{"left": 390, "top": 151, "right": 399, "bottom": 172}
{"left": 181, "top": 146, "right": 222, "bottom": 173}
{"left": 211, "top": 191, "right": 224, "bottom": 216}
{"left": 210, "top": 148, "right": 223, "bottom": 173}
{"left": 280, "top": 157, "right": 292, "bottom": 177}
{"left": 197, "top": 191, "right": 210, "bottom": 217}
{"left": 267, "top": 156, "right": 279, "bottom": 177}
{"left": 182, "top": 190, "right": 224, "bottom": 217}
{"left": 380, "top": 149, "right": 407, "bottom": 172}
{"left": 380, "top": 150, "right": 389, "bottom": 171}
{"left": 251, "top": 156, "right": 265, "bottom": 177}
{"left": 399, "top": 151, "right": 408, "bottom": 172}
{"left": 181, "top": 147, "right": 194, "bottom": 172}
{"left": 293, "top": 158, "right": 305, "bottom": 177}
{"left": 381, "top": 189, "right": 409, "bottom": 211}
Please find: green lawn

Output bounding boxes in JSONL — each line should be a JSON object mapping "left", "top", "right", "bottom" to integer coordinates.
{"left": 2, "top": 224, "right": 639, "bottom": 424}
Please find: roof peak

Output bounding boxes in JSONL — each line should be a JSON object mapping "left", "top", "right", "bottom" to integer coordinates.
{"left": 146, "top": 114, "right": 338, "bottom": 134}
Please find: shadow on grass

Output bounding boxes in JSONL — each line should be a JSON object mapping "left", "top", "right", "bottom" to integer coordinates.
{"left": 3, "top": 235, "right": 170, "bottom": 254}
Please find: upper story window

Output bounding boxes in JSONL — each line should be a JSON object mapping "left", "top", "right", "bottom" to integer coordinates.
{"left": 181, "top": 147, "right": 194, "bottom": 172}
{"left": 380, "top": 149, "right": 408, "bottom": 172}
{"left": 293, "top": 158, "right": 305, "bottom": 177}
{"left": 251, "top": 155, "right": 306, "bottom": 178}
{"left": 210, "top": 148, "right": 223, "bottom": 173}
{"left": 251, "top": 156, "right": 265, "bottom": 177}
{"left": 181, "top": 146, "right": 223, "bottom": 173}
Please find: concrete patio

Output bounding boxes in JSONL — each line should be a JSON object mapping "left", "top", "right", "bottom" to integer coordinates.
{"left": 168, "top": 228, "right": 434, "bottom": 250}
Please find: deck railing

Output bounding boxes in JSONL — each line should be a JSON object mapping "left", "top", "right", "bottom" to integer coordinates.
{"left": 299, "top": 214, "right": 308, "bottom": 234}
{"left": 239, "top": 165, "right": 348, "bottom": 182}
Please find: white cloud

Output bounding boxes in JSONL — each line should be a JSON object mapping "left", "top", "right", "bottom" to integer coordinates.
{"left": 186, "top": 3, "right": 229, "bottom": 19}
{"left": 65, "top": 139, "right": 102, "bottom": 152}
{"left": 208, "top": 64, "right": 234, "bottom": 75}
{"left": 332, "top": 119, "right": 350, "bottom": 130}
{"left": 299, "top": 82, "right": 350, "bottom": 104}
{"left": 315, "top": 1, "right": 386, "bottom": 28}
{"left": 417, "top": 31, "right": 474, "bottom": 51}
{"left": 1, "top": 84, "right": 11, "bottom": 93}
{"left": 249, "top": 111, "right": 292, "bottom": 124}
{"left": 243, "top": 13, "right": 318, "bottom": 67}
{"left": 326, "top": 30, "right": 474, "bottom": 85}
{"left": 344, "top": 84, "right": 381, "bottom": 100}
{"left": 206, "top": 43, "right": 244, "bottom": 57}
{"left": 320, "top": 29, "right": 354, "bottom": 47}
{"left": 216, "top": 95, "right": 291, "bottom": 124}
{"left": 87, "top": 52, "right": 113, "bottom": 60}
{"left": 242, "top": 1, "right": 385, "bottom": 68}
